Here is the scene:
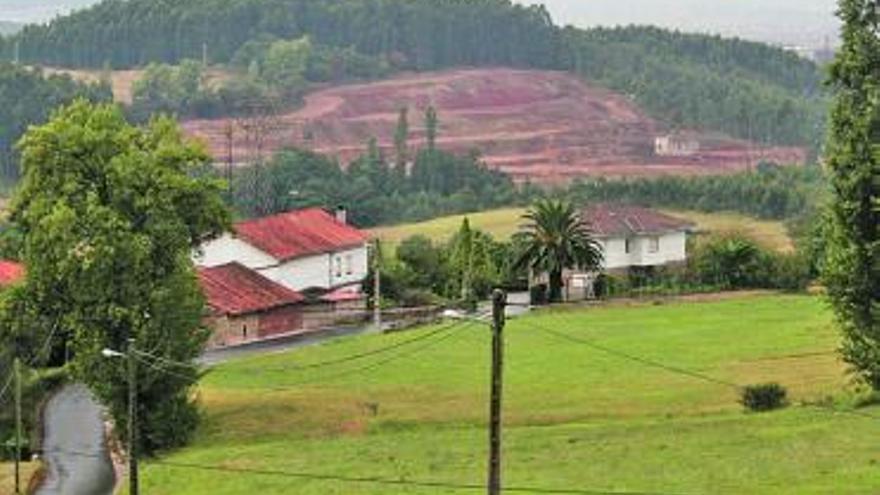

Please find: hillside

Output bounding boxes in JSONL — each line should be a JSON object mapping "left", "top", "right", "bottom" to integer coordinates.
{"left": 184, "top": 68, "right": 806, "bottom": 183}
{"left": 4, "top": 0, "right": 826, "bottom": 148}
{"left": 368, "top": 206, "right": 794, "bottom": 252}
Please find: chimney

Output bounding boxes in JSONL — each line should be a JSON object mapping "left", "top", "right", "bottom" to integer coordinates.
{"left": 335, "top": 206, "right": 348, "bottom": 225}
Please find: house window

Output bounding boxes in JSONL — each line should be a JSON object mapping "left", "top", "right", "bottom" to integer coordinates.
{"left": 335, "top": 256, "right": 343, "bottom": 278}
{"left": 648, "top": 237, "right": 660, "bottom": 253}
{"left": 624, "top": 238, "right": 632, "bottom": 254}
{"left": 345, "top": 254, "right": 354, "bottom": 275}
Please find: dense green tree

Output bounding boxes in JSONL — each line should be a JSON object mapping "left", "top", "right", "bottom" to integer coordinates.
{"left": 425, "top": 105, "right": 438, "bottom": 152}
{"left": 6, "top": 100, "right": 230, "bottom": 454}
{"left": 516, "top": 200, "right": 603, "bottom": 303}
{"left": 0, "top": 64, "right": 111, "bottom": 180}
{"left": 822, "top": 0, "right": 880, "bottom": 389}
{"left": 131, "top": 59, "right": 205, "bottom": 119}
{"left": 394, "top": 106, "right": 410, "bottom": 177}
{"left": 261, "top": 37, "right": 312, "bottom": 97}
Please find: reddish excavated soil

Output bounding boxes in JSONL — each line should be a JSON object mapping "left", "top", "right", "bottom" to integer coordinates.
{"left": 182, "top": 68, "right": 807, "bottom": 184}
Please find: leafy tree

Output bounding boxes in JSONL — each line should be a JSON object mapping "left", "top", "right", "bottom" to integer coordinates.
{"left": 6, "top": 100, "right": 230, "bottom": 454}
{"left": 448, "top": 218, "right": 500, "bottom": 302}
{"left": 516, "top": 200, "right": 603, "bottom": 303}
{"left": 822, "top": 0, "right": 880, "bottom": 389}
{"left": 691, "top": 234, "right": 767, "bottom": 288}
{"left": 394, "top": 106, "right": 410, "bottom": 177}
{"left": 261, "top": 37, "right": 312, "bottom": 97}
{"left": 131, "top": 60, "right": 205, "bottom": 119}
{"left": 0, "top": 64, "right": 111, "bottom": 180}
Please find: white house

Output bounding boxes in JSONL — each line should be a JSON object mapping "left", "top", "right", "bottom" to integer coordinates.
{"left": 585, "top": 204, "right": 693, "bottom": 271}
{"left": 194, "top": 207, "right": 370, "bottom": 298}
{"left": 547, "top": 204, "right": 694, "bottom": 301}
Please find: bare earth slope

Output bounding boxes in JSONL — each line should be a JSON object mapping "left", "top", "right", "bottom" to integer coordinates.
{"left": 183, "top": 68, "right": 806, "bottom": 183}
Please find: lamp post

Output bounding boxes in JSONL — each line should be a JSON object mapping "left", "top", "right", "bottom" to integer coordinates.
{"left": 102, "top": 339, "right": 138, "bottom": 495}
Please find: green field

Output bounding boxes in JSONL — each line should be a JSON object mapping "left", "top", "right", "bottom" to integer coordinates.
{"left": 137, "top": 294, "right": 879, "bottom": 494}
{"left": 369, "top": 208, "right": 793, "bottom": 252}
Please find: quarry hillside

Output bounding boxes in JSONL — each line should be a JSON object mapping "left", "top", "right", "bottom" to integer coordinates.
{"left": 183, "top": 68, "right": 807, "bottom": 184}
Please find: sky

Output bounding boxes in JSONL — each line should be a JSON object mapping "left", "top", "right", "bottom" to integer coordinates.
{"left": 516, "top": 0, "right": 840, "bottom": 48}
{"left": 0, "top": 0, "right": 841, "bottom": 48}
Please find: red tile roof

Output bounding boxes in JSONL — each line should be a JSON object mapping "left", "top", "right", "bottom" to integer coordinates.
{"left": 235, "top": 208, "right": 369, "bottom": 261}
{"left": 582, "top": 204, "right": 694, "bottom": 238}
{"left": 0, "top": 260, "right": 24, "bottom": 286}
{"left": 320, "top": 286, "right": 365, "bottom": 303}
{"left": 198, "top": 262, "right": 304, "bottom": 316}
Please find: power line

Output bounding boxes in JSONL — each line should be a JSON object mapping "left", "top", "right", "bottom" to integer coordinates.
{"left": 215, "top": 318, "right": 471, "bottom": 376}
{"left": 262, "top": 320, "right": 471, "bottom": 391}
{"left": 150, "top": 458, "right": 685, "bottom": 495}
{"left": 32, "top": 446, "right": 684, "bottom": 495}
{"left": 524, "top": 315, "right": 880, "bottom": 422}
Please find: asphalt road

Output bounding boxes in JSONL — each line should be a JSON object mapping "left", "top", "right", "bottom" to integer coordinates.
{"left": 35, "top": 384, "right": 115, "bottom": 495}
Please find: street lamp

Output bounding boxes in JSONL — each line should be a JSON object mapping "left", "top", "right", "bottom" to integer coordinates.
{"left": 101, "top": 338, "right": 138, "bottom": 495}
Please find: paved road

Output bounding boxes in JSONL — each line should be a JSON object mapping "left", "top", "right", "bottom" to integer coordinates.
{"left": 36, "top": 384, "right": 115, "bottom": 495}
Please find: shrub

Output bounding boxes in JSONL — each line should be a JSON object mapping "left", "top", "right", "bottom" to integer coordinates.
{"left": 740, "top": 383, "right": 788, "bottom": 412}
{"left": 529, "top": 283, "right": 548, "bottom": 305}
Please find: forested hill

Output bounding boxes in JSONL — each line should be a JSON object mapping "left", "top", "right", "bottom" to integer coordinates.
{"left": 2, "top": 0, "right": 826, "bottom": 148}
{"left": 7, "top": 0, "right": 561, "bottom": 70}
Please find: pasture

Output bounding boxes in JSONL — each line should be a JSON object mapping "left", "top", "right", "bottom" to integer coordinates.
{"left": 369, "top": 207, "right": 793, "bottom": 252}
{"left": 138, "top": 294, "right": 879, "bottom": 494}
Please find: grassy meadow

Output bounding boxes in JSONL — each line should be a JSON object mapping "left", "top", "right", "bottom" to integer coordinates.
{"left": 138, "top": 294, "right": 879, "bottom": 494}
{"left": 369, "top": 208, "right": 793, "bottom": 252}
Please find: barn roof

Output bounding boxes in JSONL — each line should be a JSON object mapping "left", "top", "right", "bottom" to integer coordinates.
{"left": 582, "top": 204, "right": 694, "bottom": 238}
{"left": 198, "top": 262, "right": 304, "bottom": 316}
{"left": 0, "top": 260, "right": 24, "bottom": 286}
{"left": 235, "top": 208, "right": 369, "bottom": 261}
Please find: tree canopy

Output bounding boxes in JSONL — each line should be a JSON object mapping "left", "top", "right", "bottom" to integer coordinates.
{"left": 3, "top": 0, "right": 825, "bottom": 147}
{"left": 822, "top": 0, "right": 880, "bottom": 389}
{"left": 3, "top": 100, "right": 230, "bottom": 453}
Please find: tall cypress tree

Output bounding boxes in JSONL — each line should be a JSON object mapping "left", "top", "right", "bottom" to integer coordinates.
{"left": 824, "top": 0, "right": 880, "bottom": 389}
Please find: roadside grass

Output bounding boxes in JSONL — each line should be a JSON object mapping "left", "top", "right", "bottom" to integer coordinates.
{"left": 0, "top": 462, "right": 38, "bottom": 493}
{"left": 138, "top": 294, "right": 880, "bottom": 494}
{"left": 369, "top": 207, "right": 793, "bottom": 252}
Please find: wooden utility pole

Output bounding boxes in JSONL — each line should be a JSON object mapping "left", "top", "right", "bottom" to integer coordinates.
{"left": 14, "top": 357, "right": 21, "bottom": 495}
{"left": 373, "top": 240, "right": 382, "bottom": 330}
{"left": 487, "top": 289, "right": 506, "bottom": 495}
{"left": 128, "top": 338, "right": 139, "bottom": 495}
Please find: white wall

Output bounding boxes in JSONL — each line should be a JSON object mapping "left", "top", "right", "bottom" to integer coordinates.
{"left": 600, "top": 231, "right": 687, "bottom": 270}
{"left": 258, "top": 244, "right": 369, "bottom": 292}
{"left": 193, "top": 234, "right": 278, "bottom": 269}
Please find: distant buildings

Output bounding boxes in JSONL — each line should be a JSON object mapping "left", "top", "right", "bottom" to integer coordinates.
{"left": 654, "top": 135, "right": 700, "bottom": 157}
{"left": 194, "top": 207, "right": 371, "bottom": 347}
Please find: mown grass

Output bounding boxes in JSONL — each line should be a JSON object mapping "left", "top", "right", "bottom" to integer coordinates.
{"left": 369, "top": 207, "right": 793, "bottom": 252}
{"left": 0, "top": 461, "right": 38, "bottom": 494}
{"left": 139, "top": 294, "right": 879, "bottom": 494}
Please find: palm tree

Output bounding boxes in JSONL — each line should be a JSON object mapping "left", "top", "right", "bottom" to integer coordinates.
{"left": 516, "top": 200, "right": 603, "bottom": 303}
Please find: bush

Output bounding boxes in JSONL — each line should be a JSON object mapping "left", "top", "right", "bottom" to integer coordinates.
{"left": 740, "top": 383, "right": 788, "bottom": 412}
{"left": 529, "top": 283, "right": 548, "bottom": 305}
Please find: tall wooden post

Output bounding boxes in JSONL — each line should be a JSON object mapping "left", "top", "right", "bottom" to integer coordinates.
{"left": 14, "top": 357, "right": 21, "bottom": 494}
{"left": 488, "top": 289, "right": 506, "bottom": 495}
{"left": 128, "top": 338, "right": 139, "bottom": 495}
{"left": 373, "top": 240, "right": 382, "bottom": 330}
